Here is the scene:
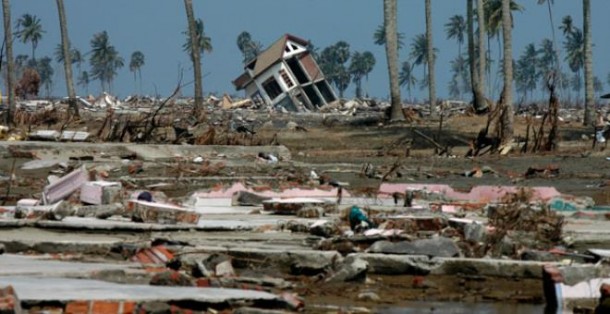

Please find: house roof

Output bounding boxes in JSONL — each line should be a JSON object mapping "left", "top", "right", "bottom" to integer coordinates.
{"left": 233, "top": 34, "right": 309, "bottom": 90}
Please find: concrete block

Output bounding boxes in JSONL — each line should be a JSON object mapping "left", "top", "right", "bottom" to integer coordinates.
{"left": 43, "top": 165, "right": 89, "bottom": 205}
{"left": 127, "top": 200, "right": 200, "bottom": 224}
{"left": 80, "top": 181, "right": 122, "bottom": 205}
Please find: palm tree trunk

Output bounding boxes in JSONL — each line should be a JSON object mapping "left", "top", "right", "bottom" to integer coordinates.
{"left": 384, "top": 0, "right": 403, "bottom": 121}
{"left": 56, "top": 0, "right": 79, "bottom": 118}
{"left": 425, "top": 0, "right": 436, "bottom": 116}
{"left": 184, "top": 0, "right": 203, "bottom": 115}
{"left": 500, "top": 0, "right": 514, "bottom": 145}
{"left": 2, "top": 0, "right": 15, "bottom": 125}
{"left": 583, "top": 0, "right": 593, "bottom": 126}
{"left": 476, "top": 0, "right": 487, "bottom": 104}
{"left": 467, "top": 0, "right": 484, "bottom": 113}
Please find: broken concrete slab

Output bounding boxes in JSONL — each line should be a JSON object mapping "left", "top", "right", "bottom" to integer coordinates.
{"left": 0, "top": 254, "right": 140, "bottom": 277}
{"left": 73, "top": 203, "right": 124, "bottom": 219}
{"left": 366, "top": 237, "right": 460, "bottom": 258}
{"left": 0, "top": 276, "right": 284, "bottom": 309}
{"left": 42, "top": 165, "right": 89, "bottom": 205}
{"left": 14, "top": 201, "right": 71, "bottom": 221}
{"left": 60, "top": 131, "right": 90, "bottom": 142}
{"left": 379, "top": 183, "right": 563, "bottom": 203}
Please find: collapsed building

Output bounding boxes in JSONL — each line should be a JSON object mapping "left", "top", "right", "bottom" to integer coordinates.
{"left": 232, "top": 34, "right": 338, "bottom": 112}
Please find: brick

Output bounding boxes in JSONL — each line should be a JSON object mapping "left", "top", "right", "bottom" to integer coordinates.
{"left": 91, "top": 301, "right": 119, "bottom": 314}
{"left": 65, "top": 300, "right": 90, "bottom": 314}
{"left": 120, "top": 301, "right": 135, "bottom": 314}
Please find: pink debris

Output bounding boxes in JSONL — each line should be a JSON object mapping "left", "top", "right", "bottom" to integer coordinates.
{"left": 379, "top": 183, "right": 562, "bottom": 203}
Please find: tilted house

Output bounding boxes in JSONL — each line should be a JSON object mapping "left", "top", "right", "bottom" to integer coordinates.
{"left": 232, "top": 34, "right": 338, "bottom": 111}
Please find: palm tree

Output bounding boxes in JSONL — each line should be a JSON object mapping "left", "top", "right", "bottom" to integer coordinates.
{"left": 515, "top": 43, "right": 540, "bottom": 102}
{"left": 383, "top": 0, "right": 403, "bottom": 121}
{"left": 399, "top": 61, "right": 417, "bottom": 101}
{"left": 425, "top": 0, "right": 436, "bottom": 115}
{"left": 537, "top": 0, "right": 560, "bottom": 74}
{"left": 89, "top": 31, "right": 124, "bottom": 92}
{"left": 319, "top": 42, "right": 352, "bottom": 98}
{"left": 15, "top": 14, "right": 44, "bottom": 62}
{"left": 594, "top": 76, "right": 603, "bottom": 97}
{"left": 582, "top": 0, "right": 593, "bottom": 125}
{"left": 476, "top": 0, "right": 487, "bottom": 104}
{"left": 607, "top": 72, "right": 610, "bottom": 89}
{"left": 236, "top": 31, "right": 262, "bottom": 63}
{"left": 54, "top": 44, "right": 80, "bottom": 66}
{"left": 56, "top": 0, "right": 78, "bottom": 118}
{"left": 184, "top": 0, "right": 203, "bottom": 113}
{"left": 559, "top": 15, "right": 574, "bottom": 36}
{"left": 349, "top": 51, "right": 376, "bottom": 98}
{"left": 445, "top": 15, "right": 466, "bottom": 56}
{"left": 2, "top": 0, "right": 15, "bottom": 125}
{"left": 77, "top": 71, "right": 89, "bottom": 94}
{"left": 183, "top": 18, "right": 212, "bottom": 57}
{"left": 500, "top": 0, "right": 514, "bottom": 145}
{"left": 129, "top": 51, "right": 145, "bottom": 94}
{"left": 37, "top": 56, "right": 54, "bottom": 97}
{"left": 450, "top": 55, "right": 469, "bottom": 99}
{"left": 538, "top": 39, "right": 555, "bottom": 79}
{"left": 373, "top": 23, "right": 405, "bottom": 50}
{"left": 467, "top": 0, "right": 487, "bottom": 112}
{"left": 564, "top": 28, "right": 584, "bottom": 101}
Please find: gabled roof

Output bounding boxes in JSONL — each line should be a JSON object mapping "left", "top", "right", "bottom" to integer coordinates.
{"left": 233, "top": 34, "right": 309, "bottom": 91}
{"left": 246, "top": 33, "right": 309, "bottom": 78}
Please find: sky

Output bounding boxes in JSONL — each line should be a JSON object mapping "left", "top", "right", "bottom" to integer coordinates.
{"left": 4, "top": 0, "right": 610, "bottom": 102}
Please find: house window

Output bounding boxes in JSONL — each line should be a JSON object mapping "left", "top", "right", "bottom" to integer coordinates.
{"left": 262, "top": 77, "right": 283, "bottom": 100}
{"left": 251, "top": 91, "right": 264, "bottom": 106}
{"left": 279, "top": 69, "right": 294, "bottom": 88}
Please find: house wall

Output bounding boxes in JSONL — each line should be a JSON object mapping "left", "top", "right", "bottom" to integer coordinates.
{"left": 252, "top": 62, "right": 298, "bottom": 105}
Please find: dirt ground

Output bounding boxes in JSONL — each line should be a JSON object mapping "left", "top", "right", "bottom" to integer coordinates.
{"left": 1, "top": 107, "right": 608, "bottom": 312}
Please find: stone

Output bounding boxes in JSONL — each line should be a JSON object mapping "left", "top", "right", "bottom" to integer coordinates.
{"left": 231, "top": 190, "right": 271, "bottom": 206}
{"left": 289, "top": 251, "right": 339, "bottom": 276}
{"left": 520, "top": 250, "right": 559, "bottom": 262}
{"left": 309, "top": 220, "right": 340, "bottom": 238}
{"left": 127, "top": 200, "right": 200, "bottom": 224}
{"left": 326, "top": 256, "right": 368, "bottom": 283}
{"left": 296, "top": 206, "right": 324, "bottom": 218}
{"left": 149, "top": 270, "right": 194, "bottom": 287}
{"left": 366, "top": 237, "right": 460, "bottom": 258}
{"left": 358, "top": 291, "right": 380, "bottom": 302}
{"left": 215, "top": 260, "right": 236, "bottom": 277}
{"left": 464, "top": 222, "right": 486, "bottom": 243}
{"left": 74, "top": 203, "right": 124, "bottom": 219}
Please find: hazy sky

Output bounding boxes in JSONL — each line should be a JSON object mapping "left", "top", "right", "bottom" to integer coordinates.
{"left": 5, "top": 0, "right": 610, "bottom": 101}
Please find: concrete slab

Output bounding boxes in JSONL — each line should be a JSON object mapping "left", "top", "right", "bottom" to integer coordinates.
{"left": 0, "top": 276, "right": 280, "bottom": 304}
{"left": 0, "top": 255, "right": 138, "bottom": 277}
{"left": 379, "top": 183, "right": 562, "bottom": 203}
